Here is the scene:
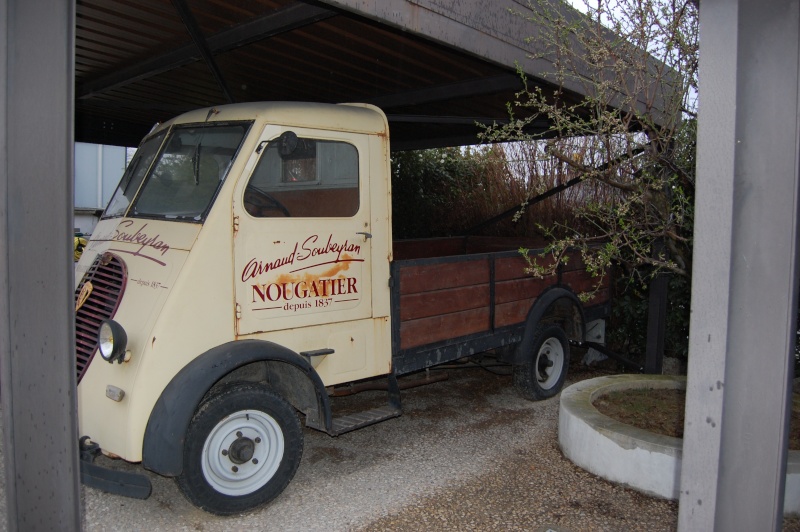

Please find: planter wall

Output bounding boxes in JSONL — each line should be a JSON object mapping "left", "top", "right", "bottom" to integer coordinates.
{"left": 559, "top": 374, "right": 799, "bottom": 515}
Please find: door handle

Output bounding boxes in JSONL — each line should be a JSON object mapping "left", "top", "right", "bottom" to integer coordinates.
{"left": 356, "top": 231, "right": 372, "bottom": 241}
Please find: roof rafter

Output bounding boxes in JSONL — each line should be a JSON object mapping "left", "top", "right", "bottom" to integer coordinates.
{"left": 170, "top": 0, "right": 235, "bottom": 103}
{"left": 77, "top": 1, "right": 336, "bottom": 99}
{"left": 366, "top": 74, "right": 523, "bottom": 109}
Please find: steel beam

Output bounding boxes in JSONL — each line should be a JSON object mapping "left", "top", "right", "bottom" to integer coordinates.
{"left": 171, "top": 0, "right": 235, "bottom": 104}
{"left": 1, "top": 0, "right": 81, "bottom": 530}
{"left": 678, "top": 0, "right": 798, "bottom": 529}
{"left": 317, "top": 0, "right": 668, "bottom": 122}
{"left": 368, "top": 74, "right": 523, "bottom": 109}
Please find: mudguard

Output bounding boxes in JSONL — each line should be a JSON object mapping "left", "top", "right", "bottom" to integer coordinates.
{"left": 141, "top": 339, "right": 330, "bottom": 477}
{"left": 507, "top": 285, "right": 586, "bottom": 365}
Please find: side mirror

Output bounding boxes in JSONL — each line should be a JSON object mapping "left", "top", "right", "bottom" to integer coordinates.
{"left": 277, "top": 131, "right": 298, "bottom": 158}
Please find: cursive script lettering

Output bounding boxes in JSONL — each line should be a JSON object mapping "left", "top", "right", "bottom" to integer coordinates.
{"left": 109, "top": 220, "right": 171, "bottom": 266}
{"left": 113, "top": 220, "right": 170, "bottom": 256}
{"left": 241, "top": 234, "right": 363, "bottom": 281}
{"left": 241, "top": 244, "right": 298, "bottom": 282}
{"left": 296, "top": 235, "right": 361, "bottom": 264}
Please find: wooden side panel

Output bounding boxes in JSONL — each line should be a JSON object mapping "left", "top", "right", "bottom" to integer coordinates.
{"left": 400, "top": 308, "right": 490, "bottom": 349}
{"left": 561, "top": 269, "right": 611, "bottom": 305}
{"left": 463, "top": 235, "right": 548, "bottom": 254}
{"left": 393, "top": 238, "right": 466, "bottom": 260}
{"left": 495, "top": 254, "right": 553, "bottom": 327}
{"left": 495, "top": 297, "right": 537, "bottom": 328}
{"left": 400, "top": 284, "right": 489, "bottom": 321}
{"left": 399, "top": 259, "right": 489, "bottom": 294}
{"left": 495, "top": 277, "right": 549, "bottom": 303}
{"left": 395, "top": 248, "right": 611, "bottom": 352}
{"left": 495, "top": 254, "right": 553, "bottom": 281}
{"left": 397, "top": 258, "right": 491, "bottom": 349}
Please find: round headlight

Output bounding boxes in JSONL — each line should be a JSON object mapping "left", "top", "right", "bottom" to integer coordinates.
{"left": 98, "top": 319, "right": 127, "bottom": 364}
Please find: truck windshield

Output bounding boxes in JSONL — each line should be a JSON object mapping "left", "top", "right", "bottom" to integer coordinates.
{"left": 103, "top": 121, "right": 251, "bottom": 222}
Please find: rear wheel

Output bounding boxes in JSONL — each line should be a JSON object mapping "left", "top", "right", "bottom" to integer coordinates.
{"left": 513, "top": 325, "right": 570, "bottom": 400}
{"left": 176, "top": 383, "right": 303, "bottom": 515}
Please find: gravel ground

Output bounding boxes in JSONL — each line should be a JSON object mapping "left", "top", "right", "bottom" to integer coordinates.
{"left": 1, "top": 362, "right": 798, "bottom": 531}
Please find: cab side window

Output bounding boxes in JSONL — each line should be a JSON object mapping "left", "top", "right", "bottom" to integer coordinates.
{"left": 244, "top": 134, "right": 359, "bottom": 218}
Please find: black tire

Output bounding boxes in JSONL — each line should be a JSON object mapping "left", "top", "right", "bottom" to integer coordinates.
{"left": 513, "top": 325, "right": 570, "bottom": 400}
{"left": 175, "top": 383, "right": 303, "bottom": 515}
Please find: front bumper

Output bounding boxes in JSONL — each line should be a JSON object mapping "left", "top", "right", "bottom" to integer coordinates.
{"left": 79, "top": 436, "right": 152, "bottom": 500}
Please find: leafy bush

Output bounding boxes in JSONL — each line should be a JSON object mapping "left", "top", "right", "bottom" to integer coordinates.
{"left": 391, "top": 146, "right": 532, "bottom": 239}
{"left": 391, "top": 143, "right": 618, "bottom": 240}
{"left": 609, "top": 272, "right": 691, "bottom": 363}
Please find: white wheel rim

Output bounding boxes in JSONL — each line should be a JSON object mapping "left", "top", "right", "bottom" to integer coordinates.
{"left": 535, "top": 337, "right": 564, "bottom": 390}
{"left": 201, "top": 409, "right": 284, "bottom": 496}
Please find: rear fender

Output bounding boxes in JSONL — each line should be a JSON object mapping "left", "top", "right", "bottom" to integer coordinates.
{"left": 507, "top": 286, "right": 586, "bottom": 365}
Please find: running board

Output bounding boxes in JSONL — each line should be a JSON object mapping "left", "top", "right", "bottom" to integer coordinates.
{"left": 330, "top": 405, "right": 402, "bottom": 436}
{"left": 327, "top": 372, "right": 402, "bottom": 436}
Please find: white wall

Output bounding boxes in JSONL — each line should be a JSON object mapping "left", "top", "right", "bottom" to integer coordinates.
{"left": 74, "top": 142, "right": 127, "bottom": 234}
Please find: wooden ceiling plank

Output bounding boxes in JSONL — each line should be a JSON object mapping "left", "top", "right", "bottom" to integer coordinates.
{"left": 77, "top": 1, "right": 336, "bottom": 99}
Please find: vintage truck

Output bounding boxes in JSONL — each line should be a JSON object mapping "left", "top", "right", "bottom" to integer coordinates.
{"left": 74, "top": 101, "right": 609, "bottom": 515}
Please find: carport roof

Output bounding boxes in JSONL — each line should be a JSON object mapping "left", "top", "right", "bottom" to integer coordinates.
{"left": 75, "top": 0, "right": 634, "bottom": 150}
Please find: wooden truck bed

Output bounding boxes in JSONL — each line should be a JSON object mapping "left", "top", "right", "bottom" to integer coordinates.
{"left": 390, "top": 236, "right": 610, "bottom": 375}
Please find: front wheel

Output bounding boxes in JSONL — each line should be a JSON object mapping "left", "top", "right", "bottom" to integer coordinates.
{"left": 513, "top": 325, "right": 570, "bottom": 400}
{"left": 176, "top": 383, "right": 303, "bottom": 515}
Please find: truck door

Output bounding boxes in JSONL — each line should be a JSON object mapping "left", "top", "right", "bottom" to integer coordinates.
{"left": 233, "top": 126, "right": 374, "bottom": 336}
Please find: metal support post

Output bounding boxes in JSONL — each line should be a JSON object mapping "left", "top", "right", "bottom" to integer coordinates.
{"left": 678, "top": 0, "right": 798, "bottom": 529}
{"left": 1, "top": 0, "right": 80, "bottom": 530}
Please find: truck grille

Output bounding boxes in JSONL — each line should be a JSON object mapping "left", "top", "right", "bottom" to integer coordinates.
{"left": 75, "top": 252, "right": 127, "bottom": 384}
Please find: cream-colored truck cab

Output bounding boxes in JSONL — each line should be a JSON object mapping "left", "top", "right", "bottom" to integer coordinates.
{"left": 76, "top": 102, "right": 394, "bottom": 514}
{"left": 76, "top": 101, "right": 608, "bottom": 515}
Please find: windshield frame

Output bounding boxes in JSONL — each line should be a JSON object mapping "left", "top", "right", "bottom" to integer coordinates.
{"left": 102, "top": 129, "right": 168, "bottom": 220}
{"left": 102, "top": 119, "right": 253, "bottom": 223}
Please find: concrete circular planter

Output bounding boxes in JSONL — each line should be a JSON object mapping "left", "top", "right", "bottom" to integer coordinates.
{"left": 558, "top": 374, "right": 800, "bottom": 515}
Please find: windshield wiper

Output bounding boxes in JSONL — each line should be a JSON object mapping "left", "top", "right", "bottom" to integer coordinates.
{"left": 192, "top": 142, "right": 202, "bottom": 185}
